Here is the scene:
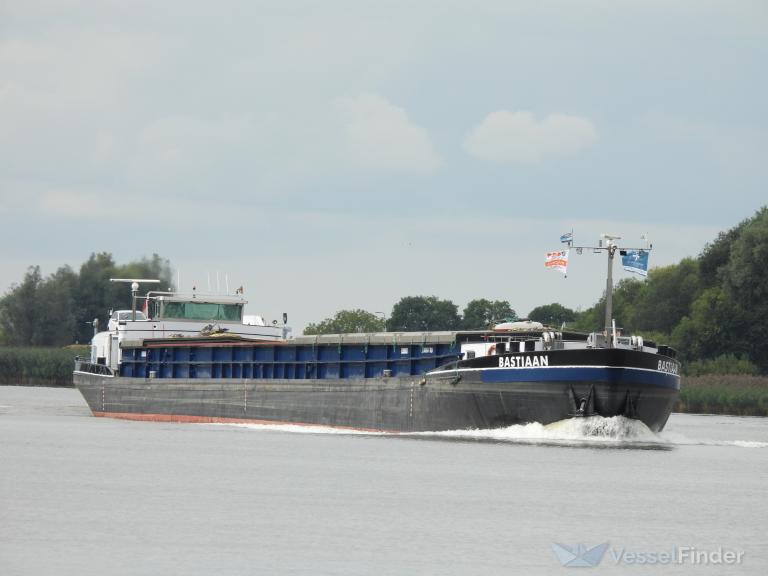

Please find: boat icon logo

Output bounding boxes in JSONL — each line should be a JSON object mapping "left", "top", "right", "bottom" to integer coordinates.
{"left": 551, "top": 542, "right": 610, "bottom": 567}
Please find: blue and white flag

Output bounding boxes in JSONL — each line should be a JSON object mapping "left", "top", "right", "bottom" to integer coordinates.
{"left": 622, "top": 250, "right": 649, "bottom": 277}
{"left": 560, "top": 231, "right": 573, "bottom": 243}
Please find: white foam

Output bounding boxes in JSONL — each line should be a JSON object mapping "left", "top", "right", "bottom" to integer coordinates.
{"left": 411, "top": 415, "right": 662, "bottom": 445}
{"left": 659, "top": 432, "right": 768, "bottom": 448}
{"left": 206, "top": 416, "right": 768, "bottom": 448}
{"left": 732, "top": 440, "right": 768, "bottom": 448}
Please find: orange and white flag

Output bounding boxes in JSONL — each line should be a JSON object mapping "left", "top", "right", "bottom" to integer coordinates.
{"left": 545, "top": 250, "right": 569, "bottom": 276}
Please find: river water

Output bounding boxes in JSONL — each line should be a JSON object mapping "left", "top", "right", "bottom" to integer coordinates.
{"left": 1, "top": 386, "right": 766, "bottom": 575}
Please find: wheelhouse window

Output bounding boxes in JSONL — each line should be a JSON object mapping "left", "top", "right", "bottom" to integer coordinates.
{"left": 160, "top": 302, "right": 242, "bottom": 321}
{"left": 111, "top": 311, "right": 147, "bottom": 321}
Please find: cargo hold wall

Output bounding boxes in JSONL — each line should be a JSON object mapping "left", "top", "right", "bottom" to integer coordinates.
{"left": 119, "top": 339, "right": 461, "bottom": 380}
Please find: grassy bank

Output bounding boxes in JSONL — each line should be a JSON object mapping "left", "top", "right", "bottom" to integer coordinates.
{"left": 0, "top": 346, "right": 88, "bottom": 387}
{"left": 676, "top": 375, "right": 768, "bottom": 416}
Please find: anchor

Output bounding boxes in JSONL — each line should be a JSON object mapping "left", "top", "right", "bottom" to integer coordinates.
{"left": 569, "top": 383, "right": 595, "bottom": 418}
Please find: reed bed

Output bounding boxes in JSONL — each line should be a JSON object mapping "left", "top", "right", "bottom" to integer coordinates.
{"left": 0, "top": 346, "right": 88, "bottom": 387}
{"left": 676, "top": 375, "right": 768, "bottom": 416}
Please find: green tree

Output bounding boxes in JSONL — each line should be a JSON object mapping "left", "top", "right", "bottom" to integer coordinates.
{"left": 74, "top": 253, "right": 173, "bottom": 342}
{"left": 527, "top": 303, "right": 576, "bottom": 328}
{"left": 304, "top": 309, "right": 385, "bottom": 335}
{"left": 0, "top": 265, "right": 79, "bottom": 346}
{"left": 720, "top": 206, "right": 768, "bottom": 370}
{"left": 698, "top": 216, "right": 749, "bottom": 288}
{"left": 667, "top": 207, "right": 768, "bottom": 371}
{"left": 73, "top": 253, "right": 118, "bottom": 343}
{"left": 557, "top": 259, "right": 701, "bottom": 336}
{"left": 461, "top": 299, "right": 516, "bottom": 330}
{"left": 36, "top": 266, "right": 78, "bottom": 345}
{"left": 671, "top": 287, "right": 747, "bottom": 362}
{"left": 387, "top": 296, "right": 460, "bottom": 331}
{"left": 0, "top": 253, "right": 173, "bottom": 346}
{"left": 566, "top": 278, "right": 643, "bottom": 333}
{"left": 631, "top": 259, "right": 700, "bottom": 334}
{"left": 0, "top": 266, "right": 43, "bottom": 345}
{"left": 569, "top": 305, "right": 601, "bottom": 332}
{"left": 608, "top": 278, "right": 646, "bottom": 331}
{"left": 114, "top": 254, "right": 173, "bottom": 292}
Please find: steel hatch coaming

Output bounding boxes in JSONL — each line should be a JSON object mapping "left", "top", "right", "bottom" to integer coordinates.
{"left": 117, "top": 340, "right": 462, "bottom": 379}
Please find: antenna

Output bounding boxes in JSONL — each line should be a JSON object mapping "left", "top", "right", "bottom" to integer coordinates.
{"left": 109, "top": 278, "right": 161, "bottom": 321}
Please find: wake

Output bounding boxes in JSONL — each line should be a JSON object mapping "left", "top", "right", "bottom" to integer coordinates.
{"left": 210, "top": 415, "right": 768, "bottom": 448}
{"left": 411, "top": 415, "right": 663, "bottom": 447}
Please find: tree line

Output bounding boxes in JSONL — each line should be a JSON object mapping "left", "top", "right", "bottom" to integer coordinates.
{"left": 303, "top": 298, "right": 518, "bottom": 335}
{"left": 2, "top": 206, "right": 766, "bottom": 374}
{"left": 0, "top": 253, "right": 172, "bottom": 346}
{"left": 304, "top": 300, "right": 575, "bottom": 336}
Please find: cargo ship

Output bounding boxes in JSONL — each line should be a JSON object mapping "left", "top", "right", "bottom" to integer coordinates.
{"left": 73, "top": 238, "right": 681, "bottom": 433}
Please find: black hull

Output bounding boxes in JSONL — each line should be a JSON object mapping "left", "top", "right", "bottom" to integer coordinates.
{"left": 73, "top": 367, "right": 678, "bottom": 433}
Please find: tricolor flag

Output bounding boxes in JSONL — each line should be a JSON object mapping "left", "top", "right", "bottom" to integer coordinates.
{"left": 621, "top": 250, "right": 649, "bottom": 277}
{"left": 560, "top": 231, "right": 573, "bottom": 243}
{"left": 545, "top": 250, "right": 569, "bottom": 276}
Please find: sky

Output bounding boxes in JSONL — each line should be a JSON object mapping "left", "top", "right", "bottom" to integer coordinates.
{"left": 2, "top": 0, "right": 767, "bottom": 331}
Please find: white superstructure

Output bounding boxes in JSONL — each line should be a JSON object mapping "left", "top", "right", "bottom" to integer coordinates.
{"left": 91, "top": 291, "right": 291, "bottom": 370}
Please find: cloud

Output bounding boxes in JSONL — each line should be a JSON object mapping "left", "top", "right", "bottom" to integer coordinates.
{"left": 335, "top": 94, "right": 441, "bottom": 173}
{"left": 464, "top": 111, "right": 597, "bottom": 164}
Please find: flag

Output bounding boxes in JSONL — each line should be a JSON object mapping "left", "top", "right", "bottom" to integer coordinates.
{"left": 545, "top": 250, "right": 569, "bottom": 276}
{"left": 622, "top": 250, "right": 649, "bottom": 277}
{"left": 560, "top": 231, "right": 573, "bottom": 243}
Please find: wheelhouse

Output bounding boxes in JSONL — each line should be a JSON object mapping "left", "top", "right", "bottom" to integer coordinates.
{"left": 149, "top": 294, "right": 245, "bottom": 323}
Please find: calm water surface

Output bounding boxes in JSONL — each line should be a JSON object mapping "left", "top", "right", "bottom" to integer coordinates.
{"left": 1, "top": 386, "right": 766, "bottom": 575}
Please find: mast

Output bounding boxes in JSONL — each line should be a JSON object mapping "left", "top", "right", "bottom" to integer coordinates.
{"left": 564, "top": 234, "right": 650, "bottom": 348}
{"left": 602, "top": 236, "right": 619, "bottom": 343}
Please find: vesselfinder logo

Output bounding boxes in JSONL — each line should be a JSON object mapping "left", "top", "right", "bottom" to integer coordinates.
{"left": 551, "top": 542, "right": 745, "bottom": 567}
{"left": 551, "top": 543, "right": 610, "bottom": 567}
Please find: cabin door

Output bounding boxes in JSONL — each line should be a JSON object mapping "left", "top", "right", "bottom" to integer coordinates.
{"left": 109, "top": 335, "right": 119, "bottom": 370}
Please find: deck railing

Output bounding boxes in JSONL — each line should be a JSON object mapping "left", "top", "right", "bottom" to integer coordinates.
{"left": 74, "top": 357, "right": 114, "bottom": 377}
